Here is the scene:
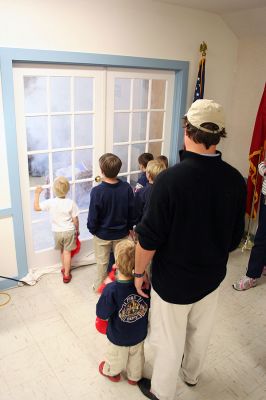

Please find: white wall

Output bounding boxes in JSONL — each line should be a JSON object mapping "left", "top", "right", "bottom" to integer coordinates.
{"left": 0, "top": 0, "right": 238, "bottom": 110}
{"left": 224, "top": 37, "right": 266, "bottom": 177}
{"left": 0, "top": 0, "right": 239, "bottom": 278}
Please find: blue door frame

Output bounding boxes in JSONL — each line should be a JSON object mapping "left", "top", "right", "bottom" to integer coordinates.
{"left": 0, "top": 47, "right": 188, "bottom": 289}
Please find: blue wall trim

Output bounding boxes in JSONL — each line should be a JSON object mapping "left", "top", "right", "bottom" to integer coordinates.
{"left": 0, "top": 47, "right": 189, "bottom": 289}
{"left": 0, "top": 208, "right": 12, "bottom": 218}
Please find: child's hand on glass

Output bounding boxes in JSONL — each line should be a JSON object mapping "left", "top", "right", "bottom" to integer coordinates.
{"left": 35, "top": 186, "right": 43, "bottom": 194}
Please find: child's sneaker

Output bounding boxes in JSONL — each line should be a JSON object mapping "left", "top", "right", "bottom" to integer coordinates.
{"left": 233, "top": 275, "right": 257, "bottom": 291}
{"left": 61, "top": 268, "right": 72, "bottom": 283}
{"left": 128, "top": 379, "right": 138, "bottom": 385}
{"left": 99, "top": 361, "right": 120, "bottom": 382}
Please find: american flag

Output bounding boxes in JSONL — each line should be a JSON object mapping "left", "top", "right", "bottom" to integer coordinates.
{"left": 193, "top": 56, "right": 206, "bottom": 102}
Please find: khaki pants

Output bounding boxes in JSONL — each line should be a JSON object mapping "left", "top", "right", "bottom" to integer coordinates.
{"left": 150, "top": 287, "right": 220, "bottom": 400}
{"left": 93, "top": 235, "right": 128, "bottom": 288}
{"left": 103, "top": 341, "right": 144, "bottom": 381}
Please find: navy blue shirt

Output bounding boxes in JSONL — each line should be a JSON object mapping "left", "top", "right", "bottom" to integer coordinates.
{"left": 96, "top": 280, "right": 150, "bottom": 346}
{"left": 87, "top": 179, "right": 135, "bottom": 240}
{"left": 134, "top": 183, "right": 153, "bottom": 224}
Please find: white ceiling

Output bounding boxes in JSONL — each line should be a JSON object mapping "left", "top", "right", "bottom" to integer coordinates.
{"left": 156, "top": 0, "right": 266, "bottom": 15}
{"left": 156, "top": 0, "right": 266, "bottom": 37}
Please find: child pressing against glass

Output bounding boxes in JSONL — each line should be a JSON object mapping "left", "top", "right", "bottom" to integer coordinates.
{"left": 34, "top": 176, "right": 79, "bottom": 283}
{"left": 96, "top": 239, "right": 150, "bottom": 384}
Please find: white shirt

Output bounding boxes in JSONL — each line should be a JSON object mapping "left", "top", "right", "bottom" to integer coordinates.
{"left": 40, "top": 197, "right": 79, "bottom": 232}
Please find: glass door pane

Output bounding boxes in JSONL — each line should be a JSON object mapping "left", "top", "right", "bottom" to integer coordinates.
{"left": 106, "top": 69, "right": 175, "bottom": 188}
{"left": 14, "top": 65, "right": 105, "bottom": 270}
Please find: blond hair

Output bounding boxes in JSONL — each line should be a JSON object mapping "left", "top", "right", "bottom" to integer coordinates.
{"left": 146, "top": 160, "right": 166, "bottom": 182}
{"left": 115, "top": 239, "right": 135, "bottom": 278}
{"left": 53, "top": 176, "right": 70, "bottom": 198}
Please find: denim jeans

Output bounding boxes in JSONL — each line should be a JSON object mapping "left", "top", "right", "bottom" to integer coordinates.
{"left": 247, "top": 194, "right": 266, "bottom": 278}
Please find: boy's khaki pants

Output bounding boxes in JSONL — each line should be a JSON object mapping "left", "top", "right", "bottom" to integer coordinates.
{"left": 149, "top": 287, "right": 220, "bottom": 400}
{"left": 93, "top": 235, "right": 128, "bottom": 288}
{"left": 102, "top": 341, "right": 144, "bottom": 381}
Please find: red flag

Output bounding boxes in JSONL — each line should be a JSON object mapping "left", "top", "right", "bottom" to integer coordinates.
{"left": 246, "top": 84, "right": 266, "bottom": 218}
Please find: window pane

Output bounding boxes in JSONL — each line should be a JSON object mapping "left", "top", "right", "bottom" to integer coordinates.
{"left": 32, "top": 219, "right": 54, "bottom": 251}
{"left": 149, "top": 111, "right": 164, "bottom": 140}
{"left": 52, "top": 151, "right": 72, "bottom": 179}
{"left": 75, "top": 181, "right": 92, "bottom": 210}
{"left": 28, "top": 154, "right": 49, "bottom": 186}
{"left": 50, "top": 77, "right": 70, "bottom": 112}
{"left": 114, "top": 78, "right": 130, "bottom": 110}
{"left": 74, "top": 114, "right": 93, "bottom": 146}
{"left": 51, "top": 115, "right": 71, "bottom": 149}
{"left": 114, "top": 113, "right": 129, "bottom": 143}
{"left": 26, "top": 116, "right": 48, "bottom": 151}
{"left": 129, "top": 173, "right": 139, "bottom": 189}
{"left": 24, "top": 76, "right": 47, "bottom": 114}
{"left": 131, "top": 143, "right": 146, "bottom": 171}
{"left": 133, "top": 79, "right": 149, "bottom": 109}
{"left": 79, "top": 212, "right": 92, "bottom": 241}
{"left": 75, "top": 149, "right": 93, "bottom": 179}
{"left": 113, "top": 145, "right": 128, "bottom": 173}
{"left": 119, "top": 175, "right": 128, "bottom": 183}
{"left": 151, "top": 80, "right": 166, "bottom": 109}
{"left": 132, "top": 112, "right": 147, "bottom": 141}
{"left": 74, "top": 77, "right": 93, "bottom": 111}
{"left": 148, "top": 142, "right": 162, "bottom": 158}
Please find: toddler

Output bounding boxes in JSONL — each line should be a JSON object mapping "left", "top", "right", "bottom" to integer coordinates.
{"left": 34, "top": 176, "right": 79, "bottom": 283}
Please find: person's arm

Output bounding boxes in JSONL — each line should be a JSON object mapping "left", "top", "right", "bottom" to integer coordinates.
{"left": 73, "top": 216, "right": 80, "bottom": 236}
{"left": 96, "top": 286, "right": 116, "bottom": 320}
{"left": 87, "top": 189, "right": 99, "bottom": 234}
{"left": 34, "top": 186, "right": 43, "bottom": 211}
{"left": 134, "top": 242, "right": 155, "bottom": 298}
{"left": 71, "top": 202, "right": 80, "bottom": 235}
{"left": 229, "top": 177, "right": 247, "bottom": 251}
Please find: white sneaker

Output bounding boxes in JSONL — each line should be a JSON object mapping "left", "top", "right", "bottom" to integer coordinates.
{"left": 233, "top": 275, "right": 257, "bottom": 291}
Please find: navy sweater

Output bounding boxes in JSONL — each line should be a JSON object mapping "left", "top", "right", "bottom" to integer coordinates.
{"left": 96, "top": 280, "right": 150, "bottom": 346}
{"left": 134, "top": 183, "right": 153, "bottom": 224}
{"left": 87, "top": 180, "right": 135, "bottom": 240}
{"left": 136, "top": 150, "right": 247, "bottom": 304}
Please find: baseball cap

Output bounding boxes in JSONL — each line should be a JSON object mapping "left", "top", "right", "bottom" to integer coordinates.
{"left": 186, "top": 99, "right": 225, "bottom": 133}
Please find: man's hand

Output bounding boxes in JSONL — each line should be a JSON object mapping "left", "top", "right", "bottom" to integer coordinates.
{"left": 134, "top": 272, "right": 150, "bottom": 298}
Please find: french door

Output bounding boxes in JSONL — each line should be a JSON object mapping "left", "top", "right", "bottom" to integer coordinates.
{"left": 13, "top": 65, "right": 175, "bottom": 270}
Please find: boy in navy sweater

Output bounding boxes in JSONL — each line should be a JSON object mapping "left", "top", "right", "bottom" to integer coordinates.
{"left": 87, "top": 153, "right": 135, "bottom": 290}
{"left": 134, "top": 160, "right": 166, "bottom": 224}
{"left": 135, "top": 152, "right": 154, "bottom": 192}
{"left": 96, "top": 239, "right": 150, "bottom": 384}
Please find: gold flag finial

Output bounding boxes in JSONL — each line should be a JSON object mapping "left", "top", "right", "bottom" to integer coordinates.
{"left": 200, "top": 42, "right": 207, "bottom": 56}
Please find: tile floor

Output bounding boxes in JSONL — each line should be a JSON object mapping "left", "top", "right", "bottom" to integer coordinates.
{"left": 0, "top": 248, "right": 266, "bottom": 400}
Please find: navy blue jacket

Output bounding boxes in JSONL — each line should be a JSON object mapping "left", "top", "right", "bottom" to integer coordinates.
{"left": 134, "top": 183, "right": 153, "bottom": 224}
{"left": 136, "top": 151, "right": 246, "bottom": 304}
{"left": 137, "top": 171, "right": 148, "bottom": 187}
{"left": 87, "top": 180, "right": 135, "bottom": 240}
{"left": 96, "top": 280, "right": 150, "bottom": 346}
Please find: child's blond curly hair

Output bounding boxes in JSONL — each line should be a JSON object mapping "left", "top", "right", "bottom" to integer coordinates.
{"left": 146, "top": 160, "right": 166, "bottom": 182}
{"left": 115, "top": 239, "right": 135, "bottom": 278}
{"left": 53, "top": 176, "right": 70, "bottom": 198}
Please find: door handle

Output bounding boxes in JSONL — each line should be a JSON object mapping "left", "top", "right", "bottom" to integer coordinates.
{"left": 95, "top": 175, "right": 101, "bottom": 183}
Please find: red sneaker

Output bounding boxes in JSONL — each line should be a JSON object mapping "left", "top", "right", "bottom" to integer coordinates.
{"left": 61, "top": 268, "right": 72, "bottom": 283}
{"left": 128, "top": 379, "right": 138, "bottom": 385}
{"left": 99, "top": 361, "right": 120, "bottom": 382}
